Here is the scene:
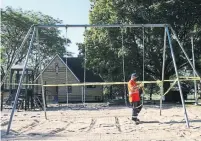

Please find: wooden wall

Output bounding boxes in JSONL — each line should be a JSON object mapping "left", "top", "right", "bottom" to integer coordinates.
{"left": 35, "top": 56, "right": 103, "bottom": 103}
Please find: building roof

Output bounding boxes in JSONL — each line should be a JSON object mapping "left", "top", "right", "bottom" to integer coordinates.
{"left": 11, "top": 63, "right": 33, "bottom": 70}
{"left": 62, "top": 57, "right": 104, "bottom": 82}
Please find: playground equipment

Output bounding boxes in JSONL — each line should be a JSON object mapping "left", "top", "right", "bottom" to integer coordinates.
{"left": 1, "top": 24, "right": 200, "bottom": 135}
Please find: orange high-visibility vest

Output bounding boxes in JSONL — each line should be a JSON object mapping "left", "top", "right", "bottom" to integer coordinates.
{"left": 128, "top": 80, "right": 140, "bottom": 102}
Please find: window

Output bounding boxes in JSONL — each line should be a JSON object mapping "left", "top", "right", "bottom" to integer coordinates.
{"left": 87, "top": 85, "right": 96, "bottom": 88}
{"left": 68, "top": 86, "right": 72, "bottom": 94}
{"left": 55, "top": 62, "right": 59, "bottom": 74}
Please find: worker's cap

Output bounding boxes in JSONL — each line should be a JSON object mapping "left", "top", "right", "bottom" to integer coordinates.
{"left": 131, "top": 73, "right": 137, "bottom": 78}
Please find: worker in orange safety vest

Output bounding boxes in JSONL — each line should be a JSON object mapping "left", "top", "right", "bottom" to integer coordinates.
{"left": 128, "top": 73, "right": 143, "bottom": 124}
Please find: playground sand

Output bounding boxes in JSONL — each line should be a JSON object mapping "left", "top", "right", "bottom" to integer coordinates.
{"left": 1, "top": 104, "right": 201, "bottom": 141}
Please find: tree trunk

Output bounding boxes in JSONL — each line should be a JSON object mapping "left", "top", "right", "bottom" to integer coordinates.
{"left": 1, "top": 92, "right": 3, "bottom": 111}
{"left": 1, "top": 66, "right": 5, "bottom": 82}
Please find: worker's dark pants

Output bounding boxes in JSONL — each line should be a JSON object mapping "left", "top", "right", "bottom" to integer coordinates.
{"left": 131, "top": 101, "right": 142, "bottom": 120}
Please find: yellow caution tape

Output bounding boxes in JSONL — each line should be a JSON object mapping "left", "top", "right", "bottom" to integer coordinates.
{"left": 0, "top": 83, "right": 42, "bottom": 86}
{"left": 1, "top": 77, "right": 200, "bottom": 87}
{"left": 162, "top": 79, "right": 178, "bottom": 97}
{"left": 43, "top": 77, "right": 200, "bottom": 86}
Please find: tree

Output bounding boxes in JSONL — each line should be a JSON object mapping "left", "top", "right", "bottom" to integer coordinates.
{"left": 78, "top": 0, "right": 201, "bottom": 99}
{"left": 1, "top": 6, "right": 71, "bottom": 81}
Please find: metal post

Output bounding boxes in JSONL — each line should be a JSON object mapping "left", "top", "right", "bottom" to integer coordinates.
{"left": 25, "top": 69, "right": 28, "bottom": 110}
{"left": 16, "top": 70, "right": 20, "bottom": 89}
{"left": 82, "top": 86, "right": 84, "bottom": 103}
{"left": 1, "top": 26, "right": 33, "bottom": 87}
{"left": 66, "top": 60, "right": 69, "bottom": 107}
{"left": 170, "top": 27, "right": 201, "bottom": 81}
{"left": 31, "top": 70, "right": 34, "bottom": 109}
{"left": 83, "top": 27, "right": 87, "bottom": 106}
{"left": 191, "top": 36, "right": 198, "bottom": 105}
{"left": 9, "top": 70, "right": 13, "bottom": 100}
{"left": 121, "top": 27, "right": 127, "bottom": 106}
{"left": 142, "top": 27, "right": 145, "bottom": 84}
{"left": 166, "top": 26, "right": 190, "bottom": 128}
{"left": 142, "top": 26, "right": 145, "bottom": 106}
{"left": 65, "top": 27, "right": 69, "bottom": 107}
{"left": 7, "top": 26, "right": 36, "bottom": 135}
{"left": 36, "top": 27, "right": 47, "bottom": 119}
{"left": 1, "top": 91, "right": 3, "bottom": 111}
{"left": 160, "top": 27, "right": 167, "bottom": 116}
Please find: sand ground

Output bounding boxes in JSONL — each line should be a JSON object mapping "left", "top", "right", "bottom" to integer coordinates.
{"left": 1, "top": 104, "right": 201, "bottom": 141}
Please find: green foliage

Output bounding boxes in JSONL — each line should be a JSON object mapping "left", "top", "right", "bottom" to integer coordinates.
{"left": 79, "top": 0, "right": 201, "bottom": 78}
{"left": 78, "top": 0, "right": 201, "bottom": 98}
{"left": 0, "top": 47, "right": 6, "bottom": 64}
{"left": 1, "top": 6, "right": 71, "bottom": 80}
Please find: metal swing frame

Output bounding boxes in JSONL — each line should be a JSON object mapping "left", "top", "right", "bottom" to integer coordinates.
{"left": 5, "top": 24, "right": 201, "bottom": 134}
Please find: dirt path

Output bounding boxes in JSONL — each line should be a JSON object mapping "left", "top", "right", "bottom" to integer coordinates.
{"left": 1, "top": 105, "right": 201, "bottom": 141}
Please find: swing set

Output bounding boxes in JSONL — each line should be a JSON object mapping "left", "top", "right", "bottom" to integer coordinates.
{"left": 1, "top": 24, "right": 200, "bottom": 135}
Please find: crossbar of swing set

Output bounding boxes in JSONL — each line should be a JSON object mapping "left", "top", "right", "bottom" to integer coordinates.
{"left": 35, "top": 24, "right": 169, "bottom": 28}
